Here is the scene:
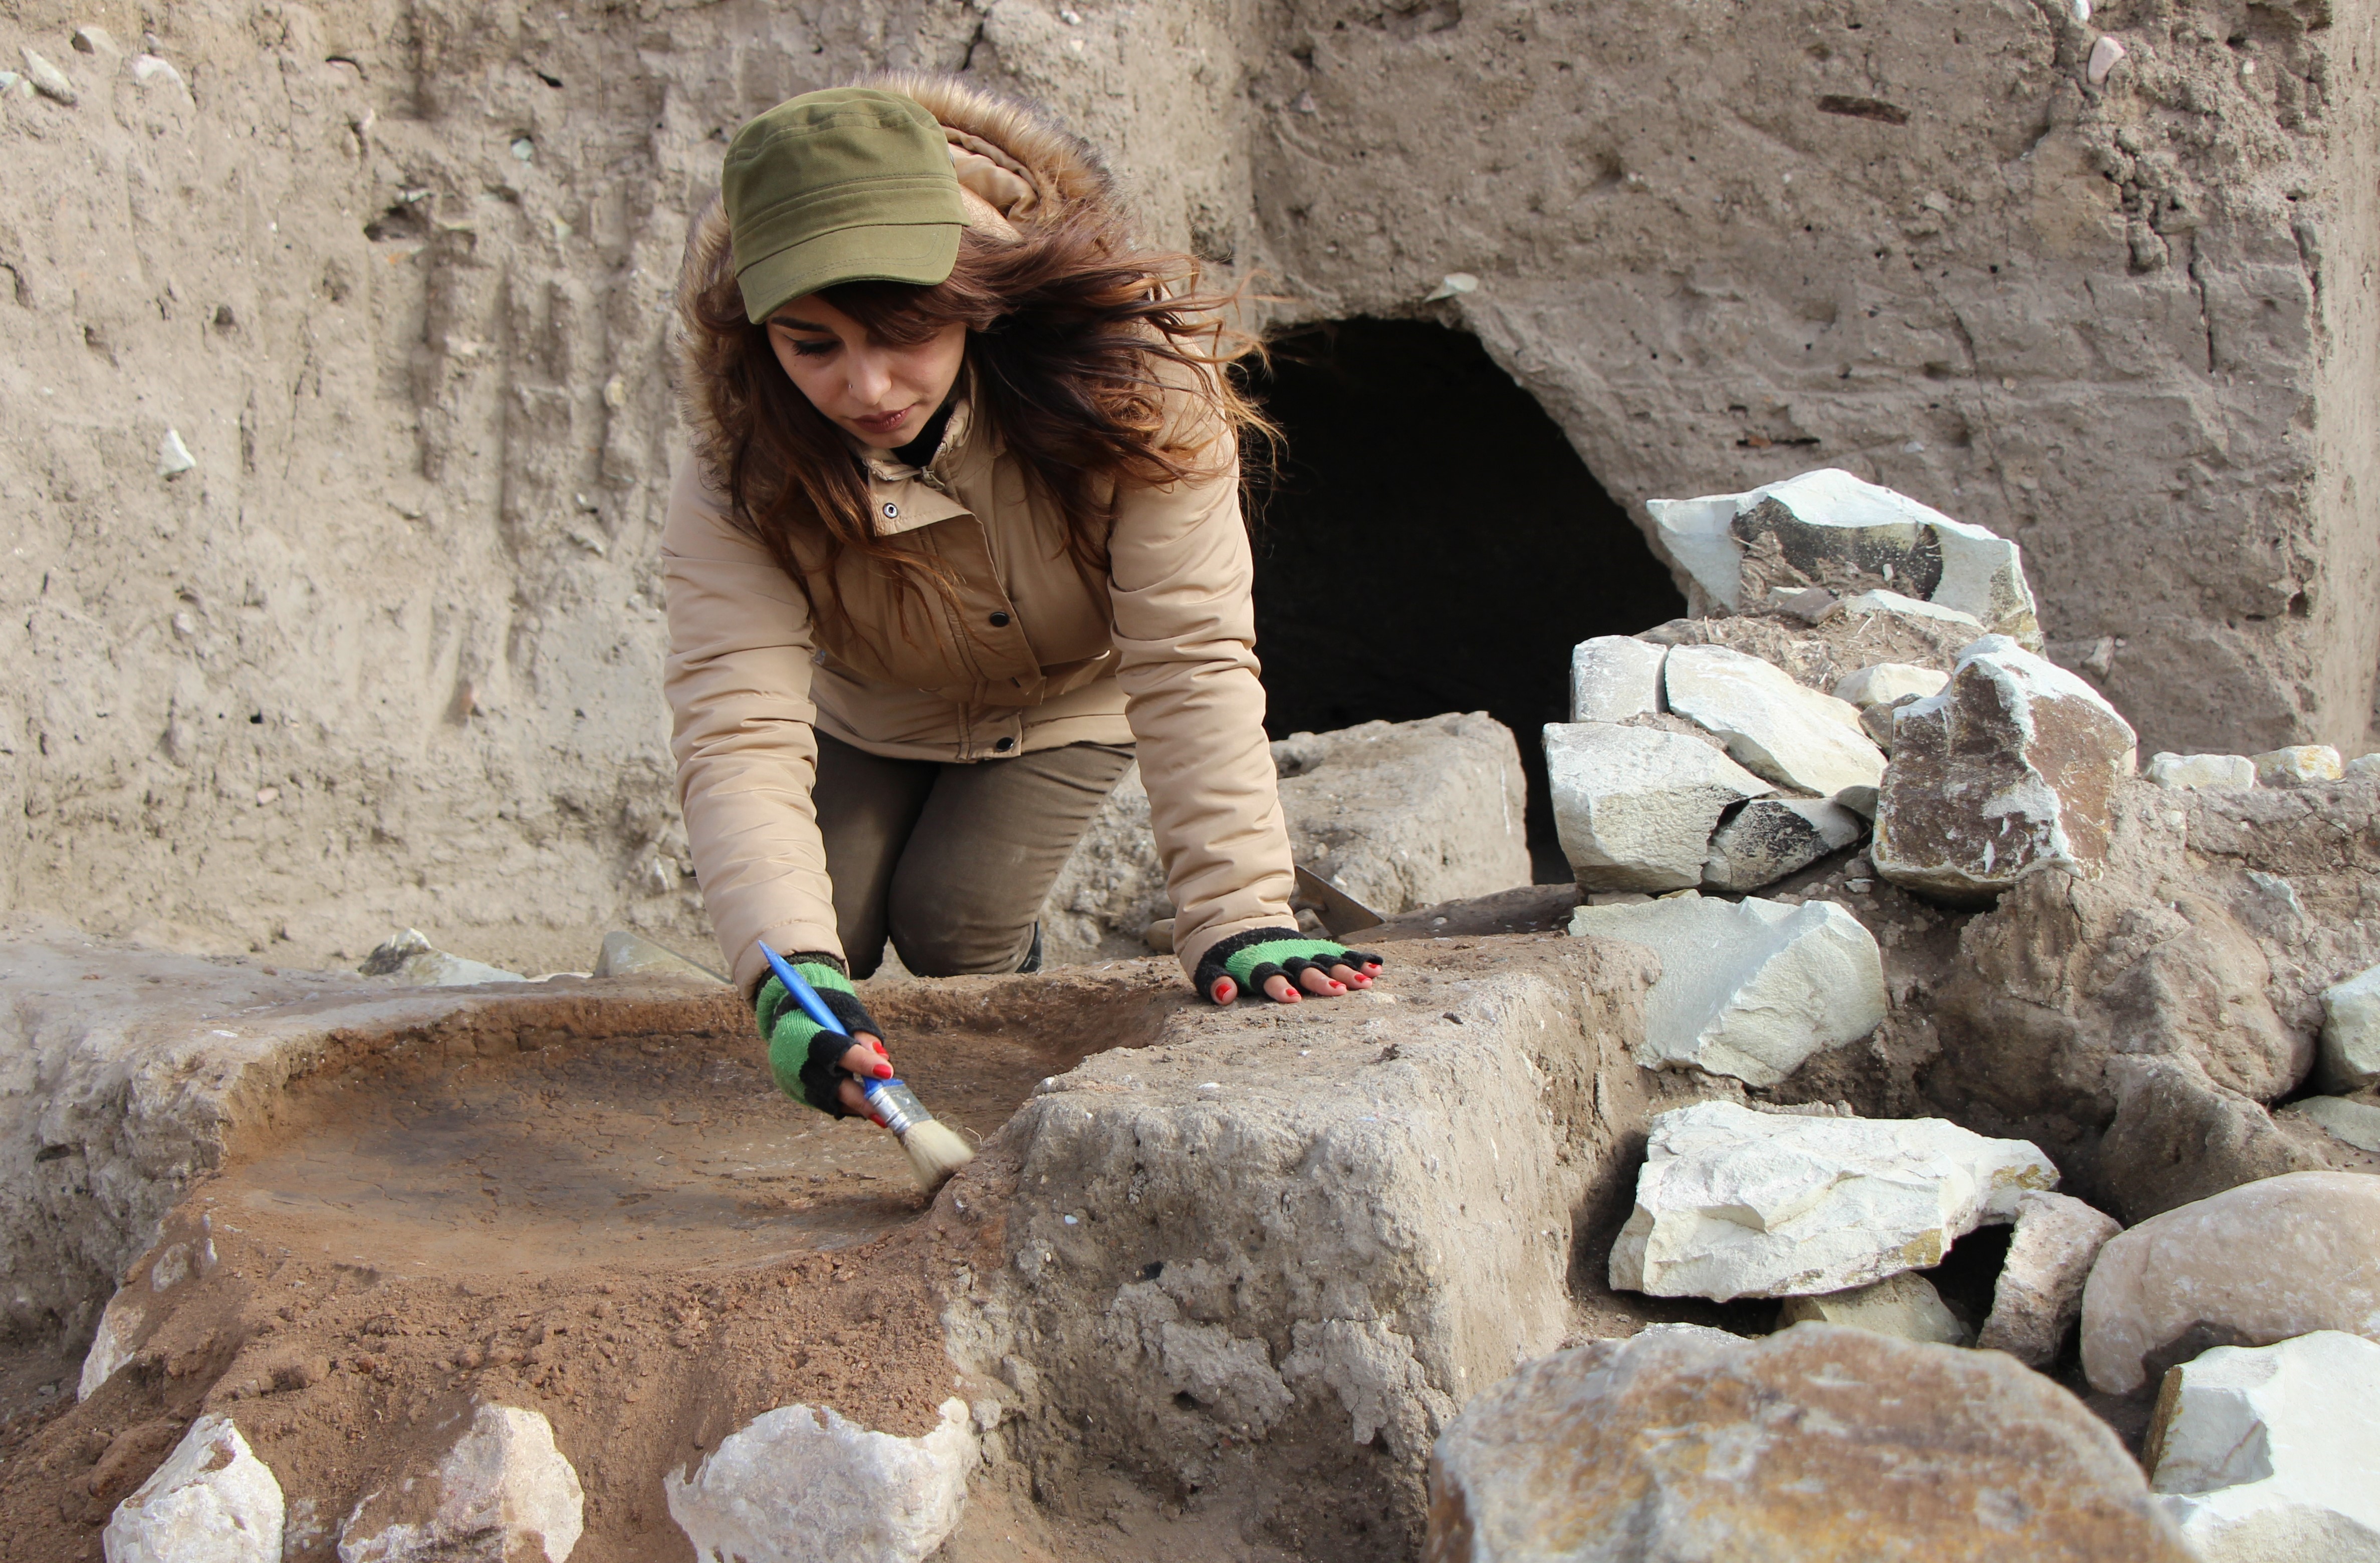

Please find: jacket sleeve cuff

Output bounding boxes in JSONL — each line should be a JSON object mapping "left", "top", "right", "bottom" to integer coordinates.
{"left": 731, "top": 919, "right": 848, "bottom": 1000}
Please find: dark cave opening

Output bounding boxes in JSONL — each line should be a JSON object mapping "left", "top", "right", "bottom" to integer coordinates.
{"left": 1245, "top": 318, "right": 1688, "bottom": 883}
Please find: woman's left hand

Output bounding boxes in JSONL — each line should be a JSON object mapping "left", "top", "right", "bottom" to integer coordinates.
{"left": 1193, "top": 930, "right": 1385, "bottom": 1006}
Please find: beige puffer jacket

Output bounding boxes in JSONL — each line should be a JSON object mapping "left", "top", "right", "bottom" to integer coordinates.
{"left": 663, "top": 73, "right": 1296, "bottom": 997}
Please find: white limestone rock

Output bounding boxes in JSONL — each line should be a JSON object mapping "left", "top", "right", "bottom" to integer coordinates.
{"left": 1832, "top": 662, "right": 1949, "bottom": 708}
{"left": 1701, "top": 797, "right": 1865, "bottom": 892}
{"left": 339, "top": 1404, "right": 584, "bottom": 1562}
{"left": 1839, "top": 589, "right": 1986, "bottom": 630}
{"left": 2147, "top": 752, "right": 2259, "bottom": 790}
{"left": 1568, "top": 893, "right": 1884, "bottom": 1085}
{"left": 2280, "top": 1095, "right": 2380, "bottom": 1154}
{"left": 1975, "top": 1190, "right": 2122, "bottom": 1367}
{"left": 1544, "top": 722, "right": 1770, "bottom": 891}
{"left": 1569, "top": 635, "right": 1668, "bottom": 722}
{"left": 2147, "top": 1331, "right": 2380, "bottom": 1561}
{"left": 1608, "top": 1100, "right": 2057, "bottom": 1301}
{"left": 1872, "top": 635, "right": 2138, "bottom": 905}
{"left": 1779, "top": 1271, "right": 1968, "bottom": 1345}
{"left": 592, "top": 931, "right": 724, "bottom": 983}
{"left": 1646, "top": 467, "right": 2040, "bottom": 644}
{"left": 666, "top": 1398, "right": 976, "bottom": 1563}
{"left": 2081, "top": 1171, "right": 2380, "bottom": 1396}
{"left": 2252, "top": 745, "right": 2343, "bottom": 786}
{"left": 1663, "top": 644, "right": 1886, "bottom": 799}
{"left": 104, "top": 1414, "right": 284, "bottom": 1563}
{"left": 157, "top": 428, "right": 196, "bottom": 478}
{"left": 2318, "top": 962, "right": 2380, "bottom": 1092}
{"left": 357, "top": 929, "right": 527, "bottom": 987}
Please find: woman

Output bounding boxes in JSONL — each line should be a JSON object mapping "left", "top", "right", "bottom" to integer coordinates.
{"left": 666, "top": 76, "right": 1384, "bottom": 1118}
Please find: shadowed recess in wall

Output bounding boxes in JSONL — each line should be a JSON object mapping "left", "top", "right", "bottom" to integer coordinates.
{"left": 1244, "top": 319, "right": 1686, "bottom": 880}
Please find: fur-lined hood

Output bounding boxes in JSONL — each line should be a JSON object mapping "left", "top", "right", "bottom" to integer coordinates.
{"left": 674, "top": 74, "right": 1120, "bottom": 453}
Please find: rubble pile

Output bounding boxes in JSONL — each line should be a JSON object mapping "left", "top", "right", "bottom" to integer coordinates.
{"left": 10, "top": 467, "right": 2380, "bottom": 1562}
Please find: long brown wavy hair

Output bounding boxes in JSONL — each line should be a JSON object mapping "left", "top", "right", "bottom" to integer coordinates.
{"left": 677, "top": 193, "right": 1276, "bottom": 642}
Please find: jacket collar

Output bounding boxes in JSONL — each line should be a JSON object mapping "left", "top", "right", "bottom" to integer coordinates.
{"left": 849, "top": 367, "right": 999, "bottom": 536}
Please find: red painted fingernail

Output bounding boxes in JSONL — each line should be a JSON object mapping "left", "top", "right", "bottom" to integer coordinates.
{"left": 872, "top": 1040, "right": 888, "bottom": 1055}
{"left": 873, "top": 1063, "right": 893, "bottom": 1078}
{"left": 1213, "top": 978, "right": 1235, "bottom": 1003}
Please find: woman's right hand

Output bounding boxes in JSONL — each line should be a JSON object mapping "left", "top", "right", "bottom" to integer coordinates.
{"left": 755, "top": 955, "right": 896, "bottom": 1116}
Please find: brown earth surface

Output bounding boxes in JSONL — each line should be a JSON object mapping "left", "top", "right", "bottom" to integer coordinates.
{"left": 0, "top": 969, "right": 1180, "bottom": 1562}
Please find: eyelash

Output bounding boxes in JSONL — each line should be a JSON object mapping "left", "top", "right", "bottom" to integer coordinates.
{"left": 788, "top": 339, "right": 836, "bottom": 358}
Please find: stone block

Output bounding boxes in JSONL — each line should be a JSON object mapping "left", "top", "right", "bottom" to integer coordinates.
{"left": 666, "top": 1399, "right": 977, "bottom": 1563}
{"left": 340, "top": 1404, "right": 584, "bottom": 1563}
{"left": 2147, "top": 1331, "right": 2380, "bottom": 1562}
{"left": 1568, "top": 893, "right": 1884, "bottom": 1085}
{"left": 1778, "top": 1271, "right": 1968, "bottom": 1345}
{"left": 2279, "top": 1095, "right": 2380, "bottom": 1153}
{"left": 1425, "top": 1324, "right": 2189, "bottom": 1562}
{"left": 1608, "top": 1100, "right": 2056, "bottom": 1301}
{"left": 1831, "top": 662, "right": 1949, "bottom": 708}
{"left": 2147, "top": 752, "right": 2259, "bottom": 790}
{"left": 2252, "top": 745, "right": 2344, "bottom": 786}
{"left": 2080, "top": 1171, "right": 2380, "bottom": 1395}
{"left": 1644, "top": 468, "right": 2042, "bottom": 646}
{"left": 1041, "top": 714, "right": 1534, "bottom": 959}
{"left": 1569, "top": 635, "right": 1667, "bottom": 722}
{"left": 102, "top": 1414, "right": 283, "bottom": 1563}
{"left": 1663, "top": 643, "right": 1886, "bottom": 799}
{"left": 1544, "top": 723, "right": 1770, "bottom": 891}
{"left": 1701, "top": 797, "right": 1865, "bottom": 892}
{"left": 1976, "top": 1190, "right": 2122, "bottom": 1367}
{"left": 1871, "top": 635, "right": 2138, "bottom": 905}
{"left": 2317, "top": 961, "right": 2380, "bottom": 1091}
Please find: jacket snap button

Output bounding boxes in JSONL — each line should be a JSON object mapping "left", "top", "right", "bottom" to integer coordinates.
{"left": 990, "top": 611, "right": 1011, "bottom": 627}
{"left": 881, "top": 501, "right": 899, "bottom": 519}
{"left": 994, "top": 736, "right": 1016, "bottom": 752}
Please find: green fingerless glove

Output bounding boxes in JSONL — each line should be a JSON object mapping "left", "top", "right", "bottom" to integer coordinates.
{"left": 1193, "top": 928, "right": 1385, "bottom": 1004}
{"left": 755, "top": 952, "right": 883, "bottom": 1116}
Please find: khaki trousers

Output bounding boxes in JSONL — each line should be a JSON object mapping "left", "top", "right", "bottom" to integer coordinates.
{"left": 813, "top": 732, "right": 1136, "bottom": 979}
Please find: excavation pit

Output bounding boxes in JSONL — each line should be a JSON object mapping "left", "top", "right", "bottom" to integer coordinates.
{"left": 211, "top": 978, "right": 1140, "bottom": 1275}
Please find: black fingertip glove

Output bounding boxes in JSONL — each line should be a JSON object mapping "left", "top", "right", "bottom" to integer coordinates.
{"left": 756, "top": 952, "right": 884, "bottom": 1117}
{"left": 1193, "top": 928, "right": 1385, "bottom": 1004}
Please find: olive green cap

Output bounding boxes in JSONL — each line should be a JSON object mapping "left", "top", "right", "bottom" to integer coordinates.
{"left": 723, "top": 87, "right": 965, "bottom": 324}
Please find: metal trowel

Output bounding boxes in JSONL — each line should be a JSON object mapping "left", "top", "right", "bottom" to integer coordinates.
{"left": 1292, "top": 865, "right": 1385, "bottom": 938}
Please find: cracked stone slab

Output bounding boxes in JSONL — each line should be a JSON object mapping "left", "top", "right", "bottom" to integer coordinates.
{"left": 2146, "top": 1331, "right": 2380, "bottom": 1562}
{"left": 1872, "top": 634, "right": 2138, "bottom": 905}
{"left": 1663, "top": 643, "right": 1886, "bottom": 800}
{"left": 1645, "top": 467, "right": 2041, "bottom": 646}
{"left": 1545, "top": 722, "right": 1770, "bottom": 891}
{"left": 1569, "top": 635, "right": 1669, "bottom": 722}
{"left": 1567, "top": 892, "right": 1884, "bottom": 1085}
{"left": 1609, "top": 1100, "right": 2057, "bottom": 1301}
{"left": 1701, "top": 797, "right": 1866, "bottom": 892}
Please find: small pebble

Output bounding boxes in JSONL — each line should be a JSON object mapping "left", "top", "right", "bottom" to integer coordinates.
{"left": 157, "top": 427, "right": 196, "bottom": 478}
{"left": 2086, "top": 35, "right": 2126, "bottom": 85}
{"left": 20, "top": 47, "right": 77, "bottom": 105}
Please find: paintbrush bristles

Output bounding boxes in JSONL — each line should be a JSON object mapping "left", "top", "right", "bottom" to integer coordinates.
{"left": 897, "top": 1117, "right": 976, "bottom": 1193}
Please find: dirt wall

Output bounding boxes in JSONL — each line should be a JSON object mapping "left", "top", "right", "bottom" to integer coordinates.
{"left": 2, "top": 0, "right": 2371, "bottom": 971}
